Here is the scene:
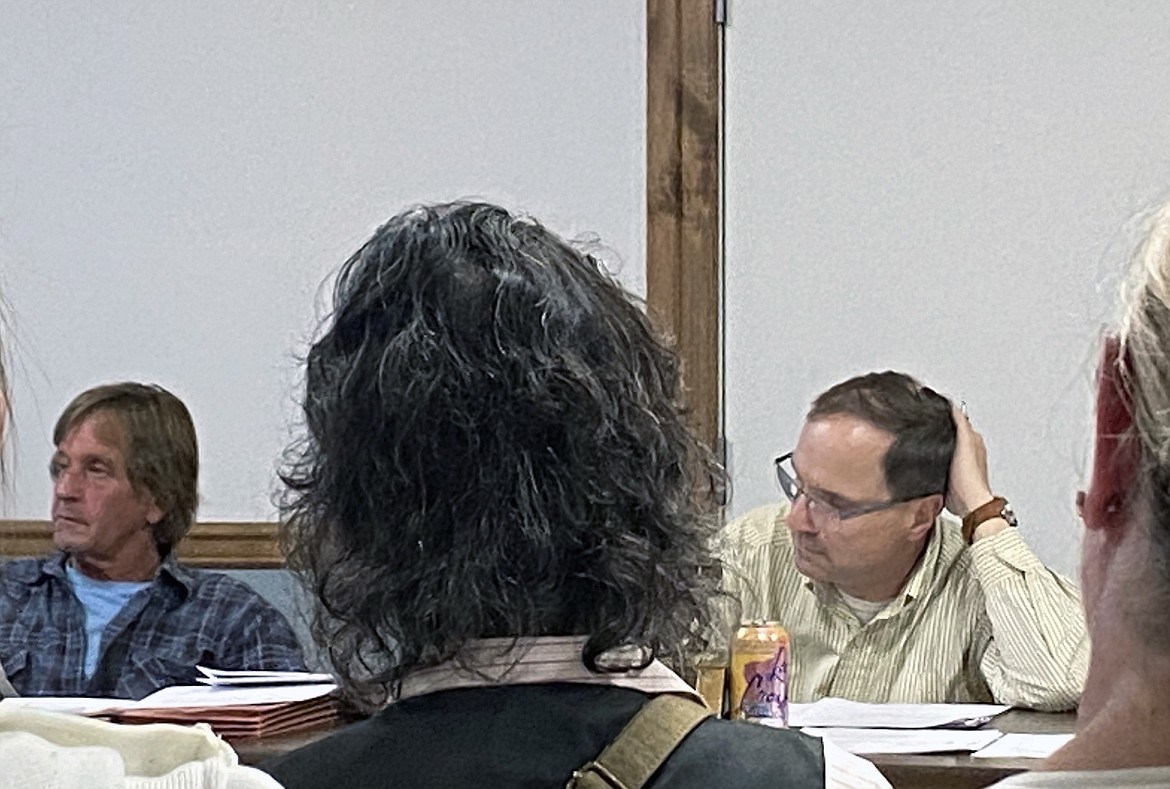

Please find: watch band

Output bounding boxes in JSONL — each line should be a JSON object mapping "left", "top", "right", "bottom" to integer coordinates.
{"left": 961, "top": 496, "right": 1014, "bottom": 543}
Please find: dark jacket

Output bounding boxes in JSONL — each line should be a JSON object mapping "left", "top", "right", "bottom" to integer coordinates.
{"left": 263, "top": 683, "right": 825, "bottom": 788}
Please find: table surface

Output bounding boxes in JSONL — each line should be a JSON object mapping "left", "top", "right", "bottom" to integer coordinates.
{"left": 232, "top": 709, "right": 1078, "bottom": 789}
{"left": 865, "top": 710, "right": 1076, "bottom": 789}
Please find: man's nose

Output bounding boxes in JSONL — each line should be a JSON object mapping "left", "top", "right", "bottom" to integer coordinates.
{"left": 53, "top": 469, "right": 80, "bottom": 498}
{"left": 786, "top": 492, "right": 817, "bottom": 533}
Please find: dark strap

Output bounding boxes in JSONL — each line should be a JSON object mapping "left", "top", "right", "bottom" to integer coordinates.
{"left": 566, "top": 694, "right": 712, "bottom": 789}
{"left": 961, "top": 495, "right": 1012, "bottom": 542}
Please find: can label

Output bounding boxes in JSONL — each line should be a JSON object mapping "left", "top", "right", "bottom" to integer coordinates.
{"left": 729, "top": 622, "right": 789, "bottom": 725}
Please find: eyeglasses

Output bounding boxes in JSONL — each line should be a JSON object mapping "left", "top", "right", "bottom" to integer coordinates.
{"left": 773, "top": 452, "right": 912, "bottom": 525}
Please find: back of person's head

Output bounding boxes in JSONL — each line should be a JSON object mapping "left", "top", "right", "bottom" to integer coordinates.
{"left": 808, "top": 371, "right": 956, "bottom": 501}
{"left": 53, "top": 383, "right": 198, "bottom": 556}
{"left": 1118, "top": 199, "right": 1170, "bottom": 627}
{"left": 281, "top": 201, "right": 723, "bottom": 710}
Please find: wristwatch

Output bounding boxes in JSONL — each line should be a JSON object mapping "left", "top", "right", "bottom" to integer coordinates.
{"left": 961, "top": 496, "right": 1017, "bottom": 543}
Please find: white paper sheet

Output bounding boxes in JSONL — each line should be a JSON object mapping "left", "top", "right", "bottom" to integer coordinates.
{"left": 130, "top": 682, "right": 337, "bottom": 709}
{"left": 802, "top": 727, "right": 1004, "bottom": 755}
{"left": 972, "top": 733, "right": 1074, "bottom": 759}
{"left": 195, "top": 665, "right": 335, "bottom": 685}
{"left": 0, "top": 682, "right": 337, "bottom": 715}
{"left": 788, "top": 697, "right": 1010, "bottom": 729}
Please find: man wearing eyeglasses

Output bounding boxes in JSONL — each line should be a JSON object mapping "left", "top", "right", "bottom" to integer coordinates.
{"left": 720, "top": 371, "right": 1087, "bottom": 711}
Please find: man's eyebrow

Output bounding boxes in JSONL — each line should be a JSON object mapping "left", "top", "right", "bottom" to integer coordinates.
{"left": 51, "top": 450, "right": 117, "bottom": 466}
{"left": 791, "top": 459, "right": 856, "bottom": 507}
{"left": 808, "top": 485, "right": 855, "bottom": 508}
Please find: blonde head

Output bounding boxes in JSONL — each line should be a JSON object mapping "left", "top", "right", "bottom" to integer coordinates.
{"left": 1119, "top": 200, "right": 1170, "bottom": 468}
{"left": 1116, "top": 199, "right": 1170, "bottom": 615}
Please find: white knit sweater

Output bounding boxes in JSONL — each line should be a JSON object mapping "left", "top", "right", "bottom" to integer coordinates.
{"left": 0, "top": 707, "right": 282, "bottom": 789}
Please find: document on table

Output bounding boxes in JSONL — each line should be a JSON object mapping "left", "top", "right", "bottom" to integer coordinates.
{"left": 0, "top": 683, "right": 337, "bottom": 716}
{"left": 802, "top": 727, "right": 1004, "bottom": 755}
{"left": 788, "top": 697, "right": 1010, "bottom": 729}
{"left": 127, "top": 682, "right": 337, "bottom": 709}
{"left": 195, "top": 665, "right": 335, "bottom": 686}
{"left": 972, "top": 733, "right": 1074, "bottom": 759}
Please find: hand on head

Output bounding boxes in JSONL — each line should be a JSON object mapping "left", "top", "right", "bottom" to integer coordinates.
{"left": 945, "top": 404, "right": 994, "bottom": 517}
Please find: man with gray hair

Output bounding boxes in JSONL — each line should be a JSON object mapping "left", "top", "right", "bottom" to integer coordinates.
{"left": 0, "top": 382, "right": 305, "bottom": 699}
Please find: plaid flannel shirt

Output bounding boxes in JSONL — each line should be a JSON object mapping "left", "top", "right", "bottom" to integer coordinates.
{"left": 0, "top": 552, "right": 306, "bottom": 699}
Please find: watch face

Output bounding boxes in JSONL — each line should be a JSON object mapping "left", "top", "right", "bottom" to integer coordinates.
{"left": 1001, "top": 503, "right": 1018, "bottom": 527}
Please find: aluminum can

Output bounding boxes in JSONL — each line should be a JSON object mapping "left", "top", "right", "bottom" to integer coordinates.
{"left": 728, "top": 621, "right": 789, "bottom": 725}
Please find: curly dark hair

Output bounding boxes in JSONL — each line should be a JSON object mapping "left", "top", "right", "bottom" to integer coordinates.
{"left": 808, "top": 371, "right": 956, "bottom": 501}
{"left": 280, "top": 202, "right": 724, "bottom": 711}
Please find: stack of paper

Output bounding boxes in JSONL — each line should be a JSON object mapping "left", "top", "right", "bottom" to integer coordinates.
{"left": 2, "top": 669, "right": 341, "bottom": 739}
{"left": 802, "top": 727, "right": 1003, "bottom": 755}
{"left": 194, "top": 666, "right": 335, "bottom": 687}
{"left": 788, "top": 698, "right": 1009, "bottom": 729}
{"left": 107, "top": 681, "right": 339, "bottom": 738}
{"left": 973, "top": 733, "right": 1074, "bottom": 760}
{"left": 757, "top": 697, "right": 1014, "bottom": 756}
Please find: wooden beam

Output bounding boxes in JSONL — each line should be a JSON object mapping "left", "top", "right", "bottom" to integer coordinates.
{"left": 646, "top": 0, "right": 721, "bottom": 450}
{"left": 0, "top": 520, "right": 283, "bottom": 569}
{"left": 647, "top": 0, "right": 684, "bottom": 334}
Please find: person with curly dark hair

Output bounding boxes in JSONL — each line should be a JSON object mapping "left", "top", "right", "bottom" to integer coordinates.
{"left": 262, "top": 202, "right": 890, "bottom": 788}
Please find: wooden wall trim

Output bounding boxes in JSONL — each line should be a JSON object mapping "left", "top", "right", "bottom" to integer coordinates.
{"left": 0, "top": 520, "right": 284, "bottom": 569}
{"left": 646, "top": 0, "right": 722, "bottom": 450}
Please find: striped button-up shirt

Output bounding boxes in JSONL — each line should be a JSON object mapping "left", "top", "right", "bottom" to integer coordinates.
{"left": 720, "top": 503, "right": 1088, "bottom": 711}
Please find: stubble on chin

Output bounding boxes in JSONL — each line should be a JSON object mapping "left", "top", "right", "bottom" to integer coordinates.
{"left": 791, "top": 539, "right": 824, "bottom": 579}
{"left": 51, "top": 519, "right": 88, "bottom": 553}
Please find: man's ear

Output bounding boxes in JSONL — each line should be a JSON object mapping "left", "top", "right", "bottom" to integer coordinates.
{"left": 141, "top": 491, "right": 164, "bottom": 529}
{"left": 1083, "top": 335, "right": 1138, "bottom": 533}
{"left": 908, "top": 493, "right": 944, "bottom": 541}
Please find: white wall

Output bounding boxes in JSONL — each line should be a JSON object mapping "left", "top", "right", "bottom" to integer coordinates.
{"left": 0, "top": 1, "right": 646, "bottom": 520}
{"left": 724, "top": 1, "right": 1170, "bottom": 576}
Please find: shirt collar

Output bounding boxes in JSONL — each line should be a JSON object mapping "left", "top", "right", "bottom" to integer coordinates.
{"left": 397, "top": 636, "right": 705, "bottom": 705}
{"left": 898, "top": 517, "right": 944, "bottom": 602}
{"left": 33, "top": 551, "right": 194, "bottom": 598}
{"left": 157, "top": 552, "right": 195, "bottom": 595}
{"left": 38, "top": 552, "right": 70, "bottom": 581}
